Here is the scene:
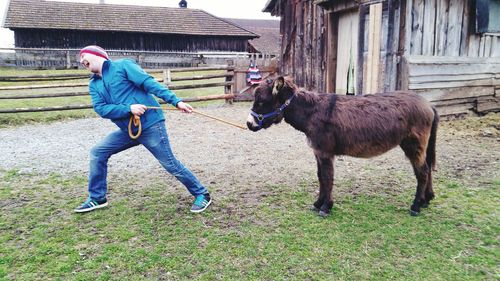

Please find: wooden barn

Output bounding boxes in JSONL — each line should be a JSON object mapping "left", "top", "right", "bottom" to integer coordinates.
{"left": 264, "top": 0, "right": 500, "bottom": 115}
{"left": 3, "top": 0, "right": 258, "bottom": 52}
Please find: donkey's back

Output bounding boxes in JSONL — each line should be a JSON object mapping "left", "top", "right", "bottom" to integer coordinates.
{"left": 309, "top": 91, "right": 436, "bottom": 158}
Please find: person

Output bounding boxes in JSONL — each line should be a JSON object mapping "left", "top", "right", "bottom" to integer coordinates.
{"left": 74, "top": 45, "right": 211, "bottom": 213}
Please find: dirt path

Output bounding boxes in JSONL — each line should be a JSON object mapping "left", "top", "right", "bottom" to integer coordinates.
{"left": 0, "top": 104, "right": 498, "bottom": 199}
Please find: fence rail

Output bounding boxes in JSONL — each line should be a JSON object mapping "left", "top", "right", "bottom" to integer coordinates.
{"left": 0, "top": 66, "right": 241, "bottom": 114}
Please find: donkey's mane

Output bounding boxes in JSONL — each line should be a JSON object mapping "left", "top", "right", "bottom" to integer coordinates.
{"left": 283, "top": 78, "right": 323, "bottom": 106}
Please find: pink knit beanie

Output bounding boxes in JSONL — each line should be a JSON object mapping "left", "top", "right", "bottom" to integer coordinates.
{"left": 79, "top": 45, "right": 109, "bottom": 60}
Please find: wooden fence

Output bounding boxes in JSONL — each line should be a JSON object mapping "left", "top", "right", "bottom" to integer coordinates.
{"left": 0, "top": 66, "right": 241, "bottom": 114}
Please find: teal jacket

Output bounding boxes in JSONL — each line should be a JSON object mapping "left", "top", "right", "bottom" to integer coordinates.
{"left": 88, "top": 59, "right": 181, "bottom": 132}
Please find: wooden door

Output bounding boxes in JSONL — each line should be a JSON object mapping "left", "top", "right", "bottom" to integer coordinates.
{"left": 335, "top": 9, "right": 359, "bottom": 95}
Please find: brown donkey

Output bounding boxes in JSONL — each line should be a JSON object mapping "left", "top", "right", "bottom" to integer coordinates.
{"left": 247, "top": 76, "right": 439, "bottom": 217}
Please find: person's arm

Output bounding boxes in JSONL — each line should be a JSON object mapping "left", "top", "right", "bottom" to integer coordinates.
{"left": 89, "top": 83, "right": 132, "bottom": 119}
{"left": 122, "top": 60, "right": 182, "bottom": 107}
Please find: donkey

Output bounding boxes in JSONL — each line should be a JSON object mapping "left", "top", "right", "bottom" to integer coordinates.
{"left": 246, "top": 76, "right": 439, "bottom": 217}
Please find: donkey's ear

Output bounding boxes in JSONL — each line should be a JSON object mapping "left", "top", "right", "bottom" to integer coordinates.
{"left": 272, "top": 76, "right": 285, "bottom": 95}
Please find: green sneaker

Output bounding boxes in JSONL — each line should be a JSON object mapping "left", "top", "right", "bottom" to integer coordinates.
{"left": 190, "top": 193, "right": 211, "bottom": 213}
{"left": 74, "top": 198, "right": 108, "bottom": 213}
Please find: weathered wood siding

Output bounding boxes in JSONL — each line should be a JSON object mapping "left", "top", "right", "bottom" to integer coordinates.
{"left": 12, "top": 29, "right": 249, "bottom": 52}
{"left": 403, "top": 0, "right": 500, "bottom": 57}
{"left": 399, "top": 0, "right": 500, "bottom": 115}
{"left": 401, "top": 55, "right": 499, "bottom": 115}
{"left": 278, "top": 1, "right": 328, "bottom": 91}
{"left": 270, "top": 0, "right": 499, "bottom": 115}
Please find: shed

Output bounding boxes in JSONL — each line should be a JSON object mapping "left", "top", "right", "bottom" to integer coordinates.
{"left": 3, "top": 0, "right": 259, "bottom": 52}
{"left": 264, "top": 0, "right": 499, "bottom": 115}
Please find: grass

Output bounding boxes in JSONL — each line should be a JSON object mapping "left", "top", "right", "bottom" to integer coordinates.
{"left": 0, "top": 67, "right": 229, "bottom": 127}
{"left": 0, "top": 170, "right": 498, "bottom": 280}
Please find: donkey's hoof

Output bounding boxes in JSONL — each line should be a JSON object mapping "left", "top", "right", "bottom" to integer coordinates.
{"left": 310, "top": 205, "right": 320, "bottom": 212}
{"left": 318, "top": 210, "right": 330, "bottom": 217}
{"left": 409, "top": 209, "right": 420, "bottom": 216}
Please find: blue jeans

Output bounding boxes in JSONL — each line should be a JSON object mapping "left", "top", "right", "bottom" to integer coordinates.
{"left": 87, "top": 122, "right": 207, "bottom": 200}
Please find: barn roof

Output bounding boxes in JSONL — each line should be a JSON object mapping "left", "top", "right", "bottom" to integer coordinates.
{"left": 225, "top": 18, "right": 281, "bottom": 55}
{"left": 3, "top": 0, "right": 259, "bottom": 38}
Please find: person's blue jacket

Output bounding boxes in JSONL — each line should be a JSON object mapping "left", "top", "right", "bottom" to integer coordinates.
{"left": 88, "top": 59, "right": 182, "bottom": 132}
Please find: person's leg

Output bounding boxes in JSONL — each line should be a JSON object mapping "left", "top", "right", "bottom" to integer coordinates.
{"left": 87, "top": 129, "right": 139, "bottom": 200}
{"left": 140, "top": 122, "right": 207, "bottom": 196}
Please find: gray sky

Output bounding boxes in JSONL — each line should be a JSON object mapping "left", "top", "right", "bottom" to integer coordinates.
{"left": 0, "top": 0, "right": 277, "bottom": 48}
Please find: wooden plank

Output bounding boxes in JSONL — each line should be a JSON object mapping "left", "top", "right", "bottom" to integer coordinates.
{"left": 483, "top": 36, "right": 492, "bottom": 58}
{"left": 445, "top": 0, "right": 464, "bottom": 56}
{"left": 389, "top": 0, "right": 401, "bottom": 91}
{"left": 459, "top": 0, "right": 470, "bottom": 56}
{"left": 491, "top": 37, "right": 500, "bottom": 57}
{"left": 399, "top": 56, "right": 410, "bottom": 90}
{"left": 357, "top": 5, "right": 367, "bottom": 94}
{"left": 479, "top": 36, "right": 486, "bottom": 57}
{"left": 422, "top": 0, "right": 436, "bottom": 55}
{"left": 0, "top": 91, "right": 88, "bottom": 99}
{"left": 409, "top": 78, "right": 493, "bottom": 89}
{"left": 435, "top": 0, "right": 449, "bottom": 56}
{"left": 406, "top": 55, "right": 500, "bottom": 64}
{"left": 409, "top": 63, "right": 497, "bottom": 76}
{"left": 432, "top": 97, "right": 481, "bottom": 107}
{"left": 403, "top": 0, "right": 412, "bottom": 56}
{"left": 326, "top": 11, "right": 337, "bottom": 93}
{"left": 467, "top": 34, "right": 480, "bottom": 57}
{"left": 410, "top": 0, "right": 425, "bottom": 55}
{"left": 384, "top": 0, "right": 398, "bottom": 92}
{"left": 415, "top": 86, "right": 494, "bottom": 102}
{"left": 366, "top": 4, "right": 376, "bottom": 93}
{"left": 372, "top": 3, "right": 382, "bottom": 93}
{"left": 434, "top": 102, "right": 475, "bottom": 116}
{"left": 476, "top": 96, "right": 500, "bottom": 113}
{"left": 410, "top": 73, "right": 493, "bottom": 84}
{"left": 366, "top": 3, "right": 382, "bottom": 94}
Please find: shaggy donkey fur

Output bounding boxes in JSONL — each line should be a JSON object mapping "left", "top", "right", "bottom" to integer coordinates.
{"left": 247, "top": 76, "right": 439, "bottom": 217}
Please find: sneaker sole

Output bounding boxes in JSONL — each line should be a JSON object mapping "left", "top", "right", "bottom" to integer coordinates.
{"left": 74, "top": 202, "right": 108, "bottom": 213}
{"left": 190, "top": 199, "right": 212, "bottom": 213}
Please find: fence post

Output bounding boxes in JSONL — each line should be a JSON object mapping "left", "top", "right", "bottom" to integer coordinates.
{"left": 163, "top": 69, "right": 171, "bottom": 86}
{"left": 66, "top": 51, "right": 71, "bottom": 69}
{"left": 225, "top": 64, "right": 234, "bottom": 104}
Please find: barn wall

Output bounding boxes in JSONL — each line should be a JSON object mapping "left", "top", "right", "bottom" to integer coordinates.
{"left": 271, "top": 0, "right": 499, "bottom": 115}
{"left": 398, "top": 0, "right": 500, "bottom": 115}
{"left": 277, "top": 0, "right": 328, "bottom": 92}
{"left": 12, "top": 29, "right": 249, "bottom": 52}
{"left": 403, "top": 0, "right": 500, "bottom": 58}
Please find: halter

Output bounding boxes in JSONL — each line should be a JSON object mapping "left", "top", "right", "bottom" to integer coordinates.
{"left": 250, "top": 94, "right": 295, "bottom": 129}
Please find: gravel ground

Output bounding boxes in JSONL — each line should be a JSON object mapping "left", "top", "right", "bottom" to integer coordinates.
{"left": 1, "top": 104, "right": 498, "bottom": 199}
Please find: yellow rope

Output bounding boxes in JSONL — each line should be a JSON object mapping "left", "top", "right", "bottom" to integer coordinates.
{"left": 128, "top": 106, "right": 247, "bottom": 139}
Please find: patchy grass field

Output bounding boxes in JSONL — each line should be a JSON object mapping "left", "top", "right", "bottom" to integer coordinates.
{"left": 0, "top": 112, "right": 498, "bottom": 280}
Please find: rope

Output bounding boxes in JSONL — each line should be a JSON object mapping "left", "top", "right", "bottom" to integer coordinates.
{"left": 128, "top": 106, "right": 247, "bottom": 139}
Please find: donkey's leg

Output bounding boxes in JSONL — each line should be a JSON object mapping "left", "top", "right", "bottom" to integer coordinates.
{"left": 422, "top": 170, "right": 435, "bottom": 208}
{"left": 400, "top": 139, "right": 429, "bottom": 216}
{"left": 410, "top": 163, "right": 430, "bottom": 215}
{"left": 314, "top": 155, "right": 334, "bottom": 217}
{"left": 312, "top": 155, "right": 324, "bottom": 211}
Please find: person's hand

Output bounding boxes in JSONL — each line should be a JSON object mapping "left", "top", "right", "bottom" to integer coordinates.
{"left": 130, "top": 104, "right": 147, "bottom": 116}
{"left": 177, "top": 101, "right": 193, "bottom": 113}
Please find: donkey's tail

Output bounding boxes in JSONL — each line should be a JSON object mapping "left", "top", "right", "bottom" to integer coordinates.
{"left": 426, "top": 107, "right": 439, "bottom": 171}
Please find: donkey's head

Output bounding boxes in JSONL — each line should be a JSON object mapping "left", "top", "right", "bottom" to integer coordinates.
{"left": 247, "top": 76, "right": 297, "bottom": 131}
